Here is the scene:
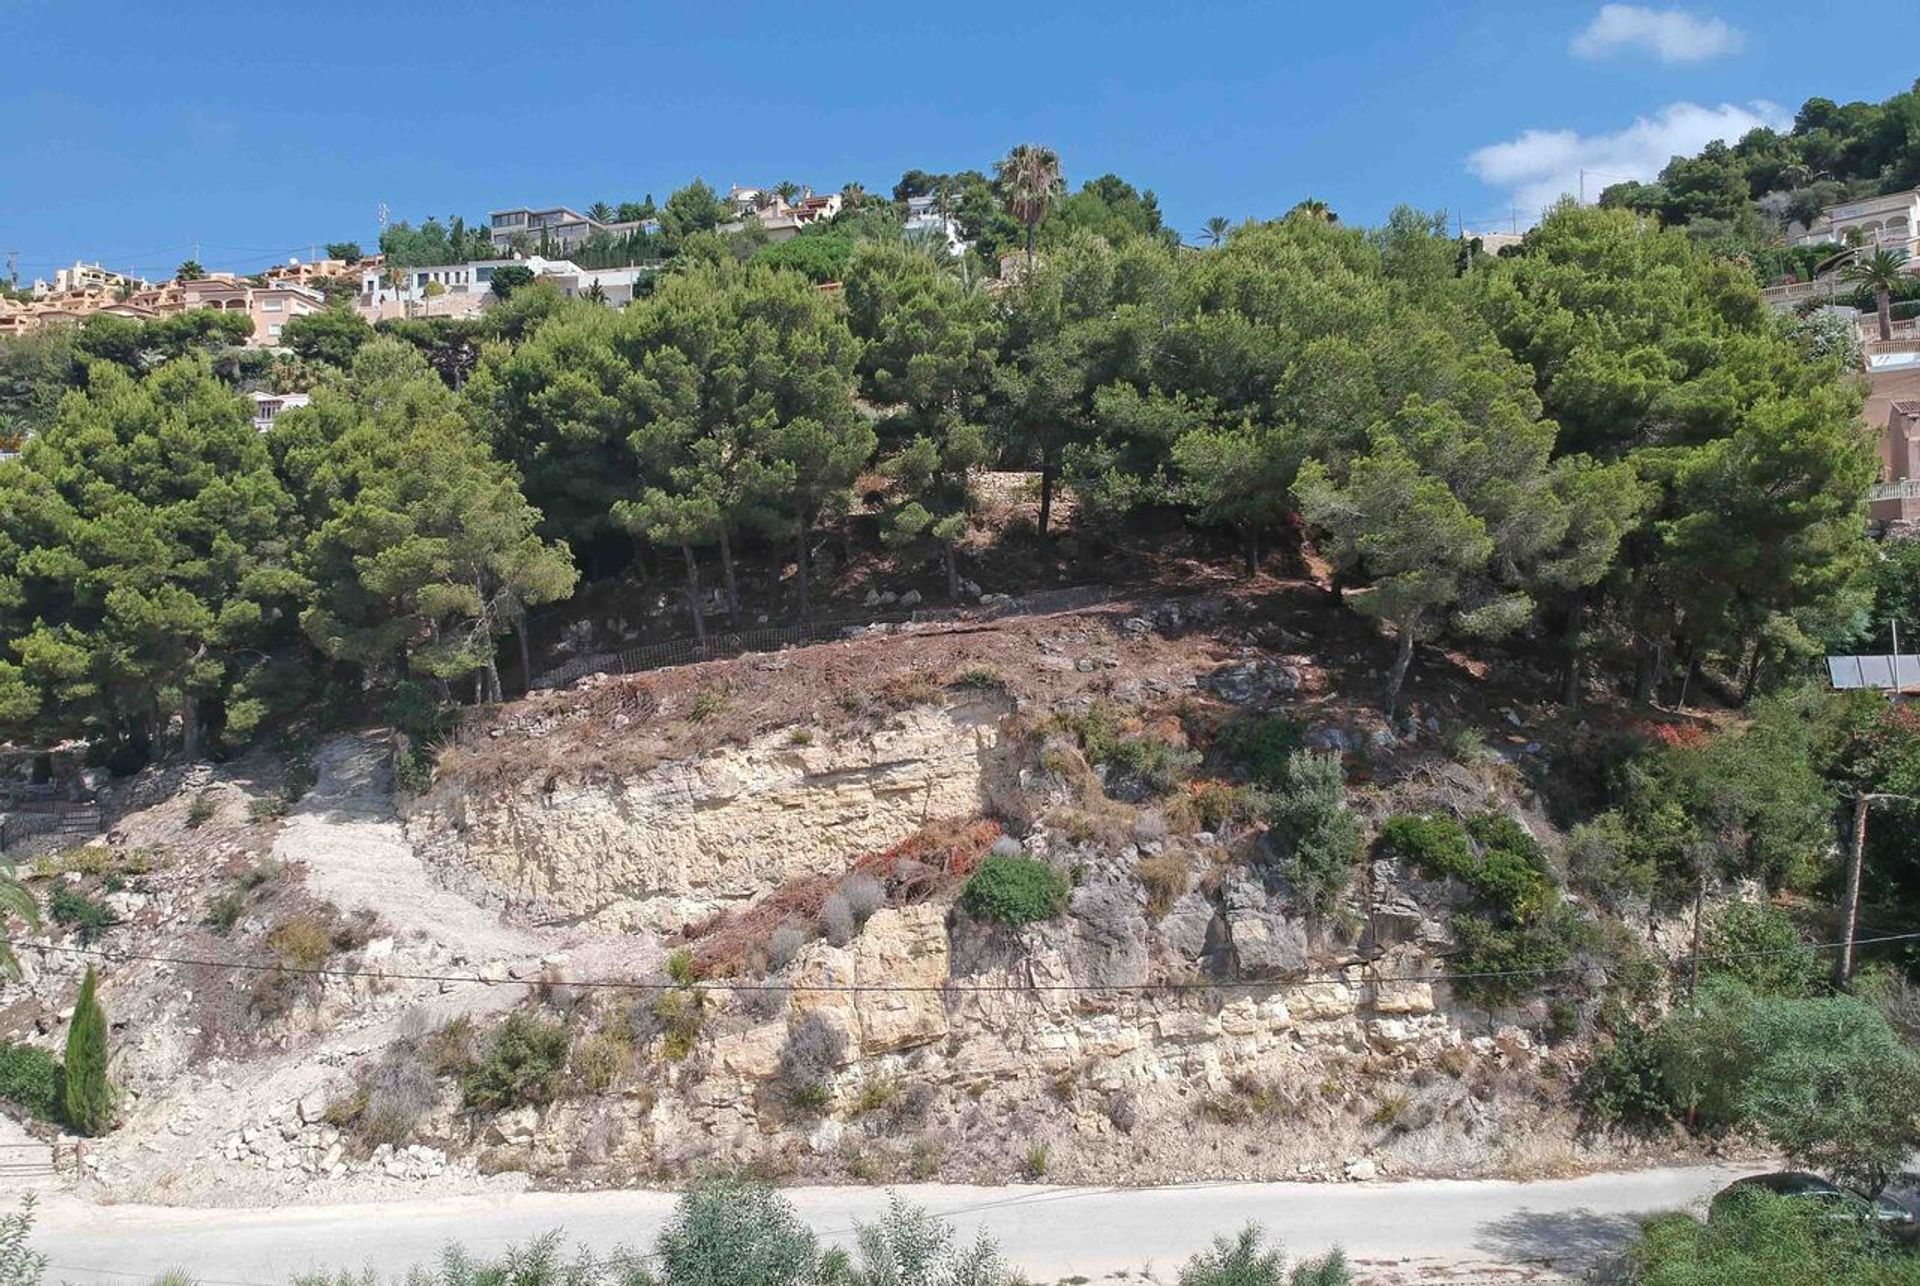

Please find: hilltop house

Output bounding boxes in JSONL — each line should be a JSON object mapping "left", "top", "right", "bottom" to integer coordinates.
{"left": 1792, "top": 189, "right": 1920, "bottom": 265}
{"left": 487, "top": 206, "right": 646, "bottom": 255}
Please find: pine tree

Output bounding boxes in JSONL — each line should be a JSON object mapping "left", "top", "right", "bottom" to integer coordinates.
{"left": 62, "top": 966, "right": 112, "bottom": 1136}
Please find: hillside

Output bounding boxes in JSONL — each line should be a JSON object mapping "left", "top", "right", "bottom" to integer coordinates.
{"left": 0, "top": 576, "right": 1767, "bottom": 1205}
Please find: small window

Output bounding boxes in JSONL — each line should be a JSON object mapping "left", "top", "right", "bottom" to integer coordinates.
{"left": 260, "top": 298, "right": 283, "bottom": 311}
{"left": 268, "top": 324, "right": 283, "bottom": 336}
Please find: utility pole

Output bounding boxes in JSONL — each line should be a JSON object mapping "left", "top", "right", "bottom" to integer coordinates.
{"left": 3, "top": 251, "right": 16, "bottom": 289}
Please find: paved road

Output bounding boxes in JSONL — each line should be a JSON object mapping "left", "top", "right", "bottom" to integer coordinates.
{"left": 28, "top": 1166, "right": 1747, "bottom": 1284}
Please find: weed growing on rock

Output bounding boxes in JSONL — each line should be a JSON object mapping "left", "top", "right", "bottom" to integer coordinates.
{"left": 960, "top": 855, "right": 1068, "bottom": 928}
{"left": 776, "top": 1013, "right": 845, "bottom": 1111}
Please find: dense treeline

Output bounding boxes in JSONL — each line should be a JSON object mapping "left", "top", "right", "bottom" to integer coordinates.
{"left": 1599, "top": 78, "right": 1920, "bottom": 285}
{"left": 0, "top": 163, "right": 1883, "bottom": 766}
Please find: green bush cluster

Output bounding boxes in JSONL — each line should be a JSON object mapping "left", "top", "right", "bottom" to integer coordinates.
{"left": 0, "top": 1044, "right": 62, "bottom": 1123}
{"left": 1212, "top": 715, "right": 1303, "bottom": 789}
{"left": 1264, "top": 751, "right": 1362, "bottom": 911}
{"left": 46, "top": 887, "right": 117, "bottom": 945}
{"left": 1049, "top": 702, "right": 1196, "bottom": 797}
{"left": 458, "top": 1012, "right": 571, "bottom": 1113}
{"left": 960, "top": 856, "right": 1069, "bottom": 928}
{"left": 1380, "top": 810, "right": 1553, "bottom": 921}
{"left": 1585, "top": 981, "right": 1920, "bottom": 1199}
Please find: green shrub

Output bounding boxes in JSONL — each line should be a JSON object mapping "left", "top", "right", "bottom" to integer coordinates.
{"left": 63, "top": 967, "right": 113, "bottom": 1136}
{"left": 656, "top": 1181, "right": 820, "bottom": 1286}
{"left": 1213, "top": 715, "right": 1303, "bottom": 789}
{"left": 1624, "top": 1191, "right": 1913, "bottom": 1286}
{"left": 184, "top": 793, "right": 215, "bottom": 829}
{"left": 1049, "top": 702, "right": 1196, "bottom": 797}
{"left": 0, "top": 1043, "right": 62, "bottom": 1122}
{"left": 1565, "top": 812, "right": 1655, "bottom": 904}
{"left": 689, "top": 685, "right": 731, "bottom": 722}
{"left": 1450, "top": 910, "right": 1583, "bottom": 1007}
{"left": 204, "top": 890, "right": 244, "bottom": 935}
{"left": 960, "top": 856, "right": 1068, "bottom": 928}
{"left": 1582, "top": 1019, "right": 1676, "bottom": 1130}
{"left": 1177, "top": 1224, "right": 1352, "bottom": 1286}
{"left": 247, "top": 793, "right": 292, "bottom": 822}
{"left": 1103, "top": 736, "right": 1197, "bottom": 796}
{"left": 1381, "top": 811, "right": 1552, "bottom": 922}
{"left": 394, "top": 747, "right": 434, "bottom": 795}
{"left": 1378, "top": 814, "right": 1476, "bottom": 880}
{"left": 1265, "top": 751, "right": 1362, "bottom": 911}
{"left": 1701, "top": 901, "right": 1821, "bottom": 997}
{"left": 47, "top": 887, "right": 117, "bottom": 945}
{"left": 459, "top": 1012, "right": 571, "bottom": 1113}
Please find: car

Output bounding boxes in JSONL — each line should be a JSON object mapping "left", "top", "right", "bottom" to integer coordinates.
{"left": 1711, "top": 1171, "right": 1918, "bottom": 1242}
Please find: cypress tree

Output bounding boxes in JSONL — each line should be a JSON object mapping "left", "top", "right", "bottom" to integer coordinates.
{"left": 62, "top": 967, "right": 112, "bottom": 1136}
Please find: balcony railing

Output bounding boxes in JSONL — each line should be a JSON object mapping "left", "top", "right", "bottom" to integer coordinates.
{"left": 1869, "top": 480, "right": 1920, "bottom": 502}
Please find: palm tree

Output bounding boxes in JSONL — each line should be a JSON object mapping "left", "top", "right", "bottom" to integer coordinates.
{"left": 586, "top": 201, "right": 614, "bottom": 223}
{"left": 995, "top": 144, "right": 1065, "bottom": 266}
{"left": 0, "top": 874, "right": 39, "bottom": 981}
{"left": 1199, "top": 216, "right": 1232, "bottom": 247}
{"left": 774, "top": 180, "right": 802, "bottom": 202}
{"left": 840, "top": 182, "right": 866, "bottom": 211}
{"left": 1286, "top": 198, "right": 1337, "bottom": 223}
{"left": 1844, "top": 247, "right": 1910, "bottom": 340}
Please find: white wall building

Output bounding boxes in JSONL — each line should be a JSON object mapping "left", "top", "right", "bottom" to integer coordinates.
{"left": 1792, "top": 189, "right": 1920, "bottom": 268}
{"left": 249, "top": 392, "right": 311, "bottom": 433}
{"left": 904, "top": 195, "right": 970, "bottom": 257}
{"left": 356, "top": 256, "right": 657, "bottom": 313}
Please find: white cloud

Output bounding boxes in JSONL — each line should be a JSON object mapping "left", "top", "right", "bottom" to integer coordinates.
{"left": 1466, "top": 100, "right": 1788, "bottom": 220}
{"left": 1571, "top": 5, "right": 1744, "bottom": 63}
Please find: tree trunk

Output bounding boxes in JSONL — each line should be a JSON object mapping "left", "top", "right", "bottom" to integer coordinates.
{"left": 1633, "top": 634, "right": 1662, "bottom": 706}
{"left": 1738, "top": 642, "right": 1765, "bottom": 706}
{"left": 1560, "top": 599, "right": 1584, "bottom": 708}
{"left": 482, "top": 653, "right": 503, "bottom": 705}
{"left": 680, "top": 543, "right": 707, "bottom": 649}
{"left": 717, "top": 529, "right": 741, "bottom": 626}
{"left": 794, "top": 524, "right": 812, "bottom": 625}
{"left": 1244, "top": 529, "right": 1260, "bottom": 579}
{"left": 1835, "top": 793, "right": 1870, "bottom": 986}
{"left": 942, "top": 541, "right": 959, "bottom": 601}
{"left": 180, "top": 691, "right": 200, "bottom": 762}
{"left": 515, "top": 618, "right": 533, "bottom": 694}
{"left": 1878, "top": 288, "right": 1893, "bottom": 342}
{"left": 1384, "top": 612, "right": 1420, "bottom": 722}
{"left": 1037, "top": 461, "right": 1056, "bottom": 539}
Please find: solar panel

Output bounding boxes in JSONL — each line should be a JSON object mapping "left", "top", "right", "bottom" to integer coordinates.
{"left": 1826, "top": 655, "right": 1920, "bottom": 690}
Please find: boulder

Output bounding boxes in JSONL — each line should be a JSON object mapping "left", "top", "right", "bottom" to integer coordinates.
{"left": 1158, "top": 891, "right": 1219, "bottom": 963}
{"left": 1067, "top": 879, "right": 1149, "bottom": 988}
{"left": 794, "top": 904, "right": 950, "bottom": 1056}
{"left": 1205, "top": 661, "right": 1302, "bottom": 708}
{"left": 1222, "top": 878, "right": 1308, "bottom": 979}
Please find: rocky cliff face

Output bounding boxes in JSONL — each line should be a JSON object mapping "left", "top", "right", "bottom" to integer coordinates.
{"left": 407, "top": 697, "right": 1013, "bottom": 930}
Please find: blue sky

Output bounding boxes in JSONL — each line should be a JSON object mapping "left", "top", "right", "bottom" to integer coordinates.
{"left": 0, "top": 0, "right": 1912, "bottom": 281}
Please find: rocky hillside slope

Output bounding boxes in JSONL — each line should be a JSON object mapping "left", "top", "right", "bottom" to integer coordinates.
{"left": 0, "top": 585, "right": 1719, "bottom": 1205}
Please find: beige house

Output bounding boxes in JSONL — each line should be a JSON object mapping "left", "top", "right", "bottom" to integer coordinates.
{"left": 1793, "top": 189, "right": 1920, "bottom": 265}
{"left": 1870, "top": 400, "right": 1920, "bottom": 526}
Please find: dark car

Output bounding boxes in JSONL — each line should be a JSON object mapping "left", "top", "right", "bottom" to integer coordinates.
{"left": 1711, "top": 1171, "right": 1918, "bottom": 1242}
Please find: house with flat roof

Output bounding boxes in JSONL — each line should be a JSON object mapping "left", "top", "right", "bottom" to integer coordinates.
{"left": 487, "top": 206, "right": 644, "bottom": 254}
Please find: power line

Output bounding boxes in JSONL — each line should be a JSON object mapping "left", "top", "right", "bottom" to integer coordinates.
{"left": 11, "top": 931, "right": 1918, "bottom": 999}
